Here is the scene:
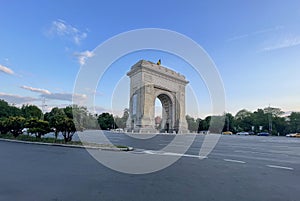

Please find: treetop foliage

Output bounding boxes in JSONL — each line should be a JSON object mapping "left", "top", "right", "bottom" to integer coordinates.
{"left": 0, "top": 99, "right": 299, "bottom": 138}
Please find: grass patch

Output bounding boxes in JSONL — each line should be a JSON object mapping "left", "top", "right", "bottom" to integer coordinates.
{"left": 115, "top": 145, "right": 129, "bottom": 149}
{"left": 0, "top": 133, "right": 82, "bottom": 145}
{"left": 0, "top": 133, "right": 130, "bottom": 150}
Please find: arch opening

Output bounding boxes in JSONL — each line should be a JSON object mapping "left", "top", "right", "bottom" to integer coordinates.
{"left": 154, "top": 94, "right": 173, "bottom": 133}
{"left": 154, "top": 98, "right": 162, "bottom": 130}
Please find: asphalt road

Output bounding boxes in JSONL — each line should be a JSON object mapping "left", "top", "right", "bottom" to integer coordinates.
{"left": 1, "top": 132, "right": 300, "bottom": 201}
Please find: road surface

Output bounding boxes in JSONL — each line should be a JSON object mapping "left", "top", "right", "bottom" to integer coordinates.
{"left": 0, "top": 131, "right": 299, "bottom": 201}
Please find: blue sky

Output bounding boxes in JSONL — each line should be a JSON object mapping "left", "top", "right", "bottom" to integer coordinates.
{"left": 1, "top": 0, "right": 300, "bottom": 118}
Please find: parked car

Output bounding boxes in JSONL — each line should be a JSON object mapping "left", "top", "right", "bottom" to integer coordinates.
{"left": 257, "top": 132, "right": 269, "bottom": 136}
{"left": 114, "top": 128, "right": 124, "bottom": 133}
{"left": 248, "top": 131, "right": 255, "bottom": 135}
{"left": 222, "top": 131, "right": 232, "bottom": 135}
{"left": 286, "top": 133, "right": 296, "bottom": 137}
{"left": 286, "top": 133, "right": 300, "bottom": 138}
{"left": 236, "top": 131, "right": 249, "bottom": 135}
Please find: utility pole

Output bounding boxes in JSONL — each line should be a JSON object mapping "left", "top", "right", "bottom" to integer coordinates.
{"left": 41, "top": 98, "right": 47, "bottom": 119}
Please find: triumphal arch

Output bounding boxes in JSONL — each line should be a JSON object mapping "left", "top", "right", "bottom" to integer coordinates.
{"left": 126, "top": 60, "right": 189, "bottom": 133}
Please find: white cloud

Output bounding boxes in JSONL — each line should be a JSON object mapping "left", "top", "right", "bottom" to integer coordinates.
{"left": 262, "top": 36, "right": 300, "bottom": 51}
{"left": 0, "top": 64, "right": 14, "bottom": 75}
{"left": 74, "top": 50, "right": 95, "bottom": 65}
{"left": 227, "top": 26, "right": 284, "bottom": 42}
{"left": 253, "top": 25, "right": 284, "bottom": 35}
{"left": 84, "top": 88, "right": 104, "bottom": 96}
{"left": 89, "top": 106, "right": 109, "bottom": 115}
{"left": 21, "top": 85, "right": 87, "bottom": 103}
{"left": 0, "top": 92, "right": 38, "bottom": 104}
{"left": 21, "top": 85, "right": 51, "bottom": 95}
{"left": 41, "top": 92, "right": 87, "bottom": 102}
{"left": 49, "top": 19, "right": 87, "bottom": 45}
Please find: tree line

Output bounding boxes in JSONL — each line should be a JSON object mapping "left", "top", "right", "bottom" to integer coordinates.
{"left": 186, "top": 107, "right": 300, "bottom": 135}
{"left": 1, "top": 99, "right": 299, "bottom": 141}
{"left": 0, "top": 99, "right": 129, "bottom": 142}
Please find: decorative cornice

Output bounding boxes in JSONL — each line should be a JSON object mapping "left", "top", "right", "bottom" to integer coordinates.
{"left": 127, "top": 60, "right": 189, "bottom": 85}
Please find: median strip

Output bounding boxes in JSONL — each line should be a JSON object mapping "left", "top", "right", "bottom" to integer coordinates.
{"left": 0, "top": 138, "right": 133, "bottom": 151}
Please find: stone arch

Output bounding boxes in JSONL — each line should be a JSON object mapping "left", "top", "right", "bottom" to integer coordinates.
{"left": 154, "top": 93, "right": 173, "bottom": 133}
{"left": 126, "top": 60, "right": 189, "bottom": 133}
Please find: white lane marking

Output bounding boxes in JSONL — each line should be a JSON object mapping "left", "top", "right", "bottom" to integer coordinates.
{"left": 158, "top": 143, "right": 190, "bottom": 147}
{"left": 266, "top": 165, "right": 294, "bottom": 170}
{"left": 235, "top": 150, "right": 254, "bottom": 153}
{"left": 224, "top": 159, "right": 246, "bottom": 164}
{"left": 143, "top": 150, "right": 207, "bottom": 159}
{"left": 143, "top": 150, "right": 156, "bottom": 154}
{"left": 234, "top": 150, "right": 270, "bottom": 155}
{"left": 106, "top": 136, "right": 124, "bottom": 139}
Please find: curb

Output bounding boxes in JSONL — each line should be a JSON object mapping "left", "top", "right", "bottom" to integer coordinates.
{"left": 0, "top": 138, "right": 134, "bottom": 151}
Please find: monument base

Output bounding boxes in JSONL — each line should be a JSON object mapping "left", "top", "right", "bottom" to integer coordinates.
{"left": 177, "top": 129, "right": 190, "bottom": 134}
{"left": 134, "top": 127, "right": 158, "bottom": 134}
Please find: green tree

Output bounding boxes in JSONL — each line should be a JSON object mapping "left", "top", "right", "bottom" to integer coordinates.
{"left": 5, "top": 116, "right": 26, "bottom": 137}
{"left": 272, "top": 116, "right": 287, "bottom": 135}
{"left": 0, "top": 118, "right": 12, "bottom": 134}
{"left": 46, "top": 107, "right": 78, "bottom": 143}
{"left": 63, "top": 106, "right": 73, "bottom": 119}
{"left": 0, "top": 99, "right": 10, "bottom": 118}
{"left": 198, "top": 115, "right": 225, "bottom": 133}
{"left": 26, "top": 118, "right": 51, "bottom": 139}
{"left": 44, "top": 107, "right": 66, "bottom": 141}
{"left": 97, "top": 113, "right": 115, "bottom": 130}
{"left": 209, "top": 115, "right": 225, "bottom": 133}
{"left": 288, "top": 112, "right": 300, "bottom": 133}
{"left": 264, "top": 107, "right": 284, "bottom": 117}
{"left": 235, "top": 109, "right": 252, "bottom": 120}
{"left": 186, "top": 115, "right": 198, "bottom": 132}
{"left": 60, "top": 117, "right": 77, "bottom": 143}
{"left": 122, "top": 108, "right": 129, "bottom": 128}
{"left": 85, "top": 113, "right": 98, "bottom": 129}
{"left": 252, "top": 109, "right": 269, "bottom": 132}
{"left": 114, "top": 108, "right": 129, "bottom": 129}
{"left": 21, "top": 105, "right": 43, "bottom": 119}
{"left": 223, "top": 113, "right": 235, "bottom": 132}
{"left": 263, "top": 107, "right": 285, "bottom": 135}
{"left": 0, "top": 99, "right": 21, "bottom": 117}
{"left": 198, "top": 116, "right": 211, "bottom": 131}
{"left": 234, "top": 109, "right": 253, "bottom": 132}
{"left": 197, "top": 118, "right": 207, "bottom": 132}
{"left": 114, "top": 116, "right": 122, "bottom": 129}
{"left": 63, "top": 105, "right": 97, "bottom": 130}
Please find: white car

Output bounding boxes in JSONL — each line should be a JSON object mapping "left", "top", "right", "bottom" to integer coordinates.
{"left": 286, "top": 133, "right": 300, "bottom": 138}
{"left": 115, "top": 128, "right": 124, "bottom": 133}
{"left": 236, "top": 132, "right": 249, "bottom": 135}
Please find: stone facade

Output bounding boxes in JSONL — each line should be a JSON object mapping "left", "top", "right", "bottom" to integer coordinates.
{"left": 126, "top": 60, "right": 189, "bottom": 133}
